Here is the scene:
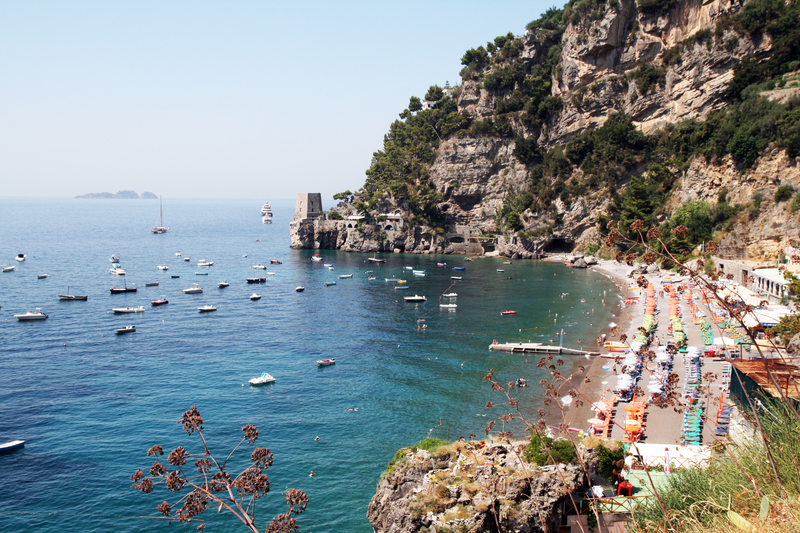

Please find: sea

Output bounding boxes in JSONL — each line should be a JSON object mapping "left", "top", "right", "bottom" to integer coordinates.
{"left": 0, "top": 197, "right": 620, "bottom": 532}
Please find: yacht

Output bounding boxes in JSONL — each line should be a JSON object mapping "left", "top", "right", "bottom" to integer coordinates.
{"left": 261, "top": 201, "right": 273, "bottom": 223}
{"left": 152, "top": 196, "right": 169, "bottom": 234}
{"left": 183, "top": 283, "right": 203, "bottom": 294}
{"left": 198, "top": 305, "right": 217, "bottom": 313}
{"left": 218, "top": 281, "right": 230, "bottom": 288}
{"left": 109, "top": 266, "right": 126, "bottom": 275}
{"left": 14, "top": 308, "right": 48, "bottom": 321}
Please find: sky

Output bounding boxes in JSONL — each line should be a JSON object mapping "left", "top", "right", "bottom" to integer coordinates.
{"left": 1, "top": 0, "right": 555, "bottom": 200}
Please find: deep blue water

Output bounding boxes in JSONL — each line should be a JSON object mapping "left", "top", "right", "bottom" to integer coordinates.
{"left": 0, "top": 198, "right": 619, "bottom": 532}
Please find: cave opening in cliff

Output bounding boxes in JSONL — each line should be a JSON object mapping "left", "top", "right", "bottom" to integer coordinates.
{"left": 543, "top": 238, "right": 574, "bottom": 253}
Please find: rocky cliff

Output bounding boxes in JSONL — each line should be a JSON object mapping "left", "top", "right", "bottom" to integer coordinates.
{"left": 367, "top": 440, "right": 586, "bottom": 533}
{"left": 292, "top": 0, "right": 799, "bottom": 262}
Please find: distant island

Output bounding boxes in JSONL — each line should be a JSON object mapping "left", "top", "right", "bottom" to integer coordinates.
{"left": 76, "top": 190, "right": 157, "bottom": 199}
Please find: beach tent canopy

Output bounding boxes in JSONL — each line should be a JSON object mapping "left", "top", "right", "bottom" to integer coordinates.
{"left": 713, "top": 337, "right": 736, "bottom": 347}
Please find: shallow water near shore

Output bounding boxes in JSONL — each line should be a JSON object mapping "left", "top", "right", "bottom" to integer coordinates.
{"left": 0, "top": 198, "right": 620, "bottom": 532}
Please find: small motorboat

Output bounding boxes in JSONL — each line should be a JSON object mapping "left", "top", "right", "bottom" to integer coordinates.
{"left": 324, "top": 281, "right": 336, "bottom": 287}
{"left": 253, "top": 264, "right": 267, "bottom": 269}
{"left": 110, "top": 254, "right": 120, "bottom": 263}
{"left": 270, "top": 260, "right": 282, "bottom": 264}
{"left": 2, "top": 265, "right": 16, "bottom": 273}
{"left": 15, "top": 254, "right": 26, "bottom": 262}
{"left": 197, "top": 260, "right": 214, "bottom": 267}
{"left": 311, "top": 255, "right": 322, "bottom": 262}
{"left": 384, "top": 278, "right": 400, "bottom": 282}
{"left": 38, "top": 274, "right": 48, "bottom": 279}
{"left": 151, "top": 297, "right": 169, "bottom": 306}
{"left": 243, "top": 254, "right": 247, "bottom": 258}
{"left": 145, "top": 282, "right": 159, "bottom": 287}
{"left": 497, "top": 269, "right": 505, "bottom": 273}
{"left": 175, "top": 252, "right": 181, "bottom": 256}
{"left": 394, "top": 286, "right": 409, "bottom": 290}
{"left": 195, "top": 272, "right": 209, "bottom": 276}
{"left": 295, "top": 286, "right": 305, "bottom": 292}
{"left": 367, "top": 257, "right": 385, "bottom": 263}
{"left": 338, "top": 274, "right": 353, "bottom": 279}
{"left": 249, "top": 372, "right": 275, "bottom": 385}
{"left": 246, "top": 277, "right": 266, "bottom": 283}
{"left": 184, "top": 257, "right": 190, "bottom": 261}
{"left": 412, "top": 270, "right": 426, "bottom": 276}
{"left": 328, "top": 266, "right": 334, "bottom": 270}
{"left": 0, "top": 440, "right": 25, "bottom": 454}
{"left": 157, "top": 264, "right": 169, "bottom": 271}
{"left": 503, "top": 261, "right": 512, "bottom": 264}
{"left": 500, "top": 310, "right": 517, "bottom": 315}
{"left": 453, "top": 267, "right": 465, "bottom": 271}
{"left": 183, "top": 284, "right": 203, "bottom": 294}
{"left": 323, "top": 263, "right": 332, "bottom": 267}
{"left": 109, "top": 266, "right": 126, "bottom": 275}
{"left": 266, "top": 272, "right": 276, "bottom": 276}
{"left": 110, "top": 283, "right": 137, "bottom": 293}
{"left": 250, "top": 293, "right": 261, "bottom": 300}
{"left": 218, "top": 281, "right": 230, "bottom": 288}
{"left": 440, "top": 304, "right": 457, "bottom": 309}
{"left": 437, "top": 262, "right": 446, "bottom": 267}
{"left": 198, "top": 305, "right": 217, "bottom": 313}
{"left": 112, "top": 306, "right": 145, "bottom": 314}
{"left": 404, "top": 266, "right": 413, "bottom": 270}
{"left": 116, "top": 325, "right": 136, "bottom": 334}
{"left": 404, "top": 295, "right": 426, "bottom": 302}
{"left": 317, "top": 359, "right": 336, "bottom": 366}
{"left": 442, "top": 293, "right": 457, "bottom": 297}
{"left": 451, "top": 276, "right": 462, "bottom": 280}
{"left": 14, "top": 309, "right": 48, "bottom": 321}
{"left": 59, "top": 287, "right": 88, "bottom": 301}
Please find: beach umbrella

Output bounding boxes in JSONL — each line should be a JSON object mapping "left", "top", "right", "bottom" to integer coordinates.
{"left": 587, "top": 418, "right": 606, "bottom": 425}
{"left": 713, "top": 337, "right": 736, "bottom": 347}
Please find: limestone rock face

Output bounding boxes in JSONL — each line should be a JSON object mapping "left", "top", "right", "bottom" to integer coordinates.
{"left": 367, "top": 441, "right": 585, "bottom": 533}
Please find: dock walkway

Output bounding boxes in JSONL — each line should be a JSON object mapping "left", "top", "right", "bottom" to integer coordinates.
{"left": 489, "top": 342, "right": 599, "bottom": 356}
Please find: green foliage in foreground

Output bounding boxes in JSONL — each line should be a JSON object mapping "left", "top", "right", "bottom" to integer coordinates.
{"left": 633, "top": 400, "right": 800, "bottom": 532}
{"left": 523, "top": 433, "right": 577, "bottom": 465}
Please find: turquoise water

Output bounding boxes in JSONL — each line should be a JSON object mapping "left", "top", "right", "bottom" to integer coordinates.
{"left": 0, "top": 198, "right": 619, "bottom": 532}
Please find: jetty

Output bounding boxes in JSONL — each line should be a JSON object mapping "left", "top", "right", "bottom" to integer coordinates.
{"left": 489, "top": 342, "right": 599, "bottom": 356}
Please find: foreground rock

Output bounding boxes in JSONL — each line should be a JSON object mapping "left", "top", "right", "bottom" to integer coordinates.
{"left": 367, "top": 440, "right": 585, "bottom": 533}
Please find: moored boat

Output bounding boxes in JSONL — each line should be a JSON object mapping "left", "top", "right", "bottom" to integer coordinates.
{"left": 151, "top": 297, "right": 169, "bottom": 306}
{"left": 442, "top": 292, "right": 457, "bottom": 297}
{"left": 151, "top": 196, "right": 169, "bottom": 234}
{"left": 198, "top": 305, "right": 217, "bottom": 313}
{"left": 2, "top": 265, "right": 15, "bottom": 273}
{"left": 59, "top": 287, "right": 88, "bottom": 301}
{"left": 250, "top": 293, "right": 261, "bottom": 300}
{"left": 0, "top": 440, "right": 25, "bottom": 454}
{"left": 246, "top": 277, "right": 266, "bottom": 283}
{"left": 112, "top": 306, "right": 145, "bottom": 314}
{"left": 218, "top": 281, "right": 230, "bottom": 288}
{"left": 338, "top": 274, "right": 353, "bottom": 279}
{"left": 295, "top": 286, "right": 305, "bottom": 292}
{"left": 14, "top": 308, "right": 48, "bottom": 321}
{"left": 145, "top": 281, "right": 159, "bottom": 287}
{"left": 404, "top": 295, "right": 426, "bottom": 302}
{"left": 15, "top": 254, "right": 26, "bottom": 262}
{"left": 38, "top": 274, "right": 48, "bottom": 279}
{"left": 109, "top": 266, "right": 126, "bottom": 275}
{"left": 157, "top": 264, "right": 169, "bottom": 271}
{"left": 249, "top": 372, "right": 275, "bottom": 385}
{"left": 440, "top": 303, "right": 457, "bottom": 309}
{"left": 183, "top": 283, "right": 203, "bottom": 294}
{"left": 324, "top": 281, "right": 336, "bottom": 287}
{"left": 110, "top": 254, "right": 120, "bottom": 263}
{"left": 270, "top": 259, "right": 282, "bottom": 264}
{"left": 317, "top": 359, "right": 335, "bottom": 366}
{"left": 197, "top": 260, "right": 214, "bottom": 267}
{"left": 500, "top": 310, "right": 517, "bottom": 315}
{"left": 110, "top": 282, "right": 137, "bottom": 293}
{"left": 116, "top": 325, "right": 136, "bottom": 334}
{"left": 451, "top": 276, "right": 462, "bottom": 280}
{"left": 453, "top": 267, "right": 465, "bottom": 271}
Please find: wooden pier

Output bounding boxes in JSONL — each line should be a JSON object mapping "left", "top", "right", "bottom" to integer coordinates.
{"left": 489, "top": 342, "right": 599, "bottom": 356}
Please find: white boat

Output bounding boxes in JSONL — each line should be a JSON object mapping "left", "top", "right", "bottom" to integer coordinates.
{"left": 328, "top": 266, "right": 334, "bottom": 270}
{"left": 112, "top": 306, "right": 145, "bottom": 314}
{"left": 404, "top": 266, "right": 413, "bottom": 270}
{"left": 317, "top": 359, "right": 335, "bottom": 366}
{"left": 261, "top": 201, "right": 273, "bottom": 223}
{"left": 451, "top": 276, "right": 462, "bottom": 280}
{"left": 184, "top": 257, "right": 190, "bottom": 261}
{"left": 197, "top": 260, "right": 214, "bottom": 267}
{"left": 14, "top": 308, "right": 48, "bottom": 321}
{"left": 323, "top": 263, "right": 333, "bottom": 267}
{"left": 38, "top": 274, "right": 48, "bottom": 279}
{"left": 152, "top": 196, "right": 169, "bottom": 234}
{"left": 250, "top": 293, "right": 261, "bottom": 300}
{"left": 394, "top": 286, "right": 409, "bottom": 290}
{"left": 497, "top": 269, "right": 505, "bottom": 273}
{"left": 183, "top": 284, "right": 203, "bottom": 294}
{"left": 3, "top": 265, "right": 16, "bottom": 273}
{"left": 59, "top": 287, "right": 88, "bottom": 300}
{"left": 325, "top": 281, "right": 336, "bottom": 287}
{"left": 440, "top": 304, "right": 458, "bottom": 309}
{"left": 311, "top": 255, "right": 322, "bottom": 262}
{"left": 0, "top": 440, "right": 25, "bottom": 453}
{"left": 253, "top": 264, "right": 267, "bottom": 269}
{"left": 296, "top": 286, "right": 305, "bottom": 292}
{"left": 175, "top": 252, "right": 181, "bottom": 256}
{"left": 15, "top": 254, "right": 26, "bottom": 262}
{"left": 442, "top": 293, "right": 457, "bottom": 297}
{"left": 249, "top": 372, "right": 275, "bottom": 385}
{"left": 404, "top": 295, "right": 426, "bottom": 302}
{"left": 412, "top": 270, "right": 426, "bottom": 276}
{"left": 110, "top": 254, "right": 120, "bottom": 263}
{"left": 338, "top": 274, "right": 353, "bottom": 279}
{"left": 157, "top": 264, "right": 169, "bottom": 271}
{"left": 218, "top": 281, "right": 230, "bottom": 288}
{"left": 109, "top": 266, "right": 126, "bottom": 275}
{"left": 116, "top": 325, "right": 136, "bottom": 334}
{"left": 266, "top": 272, "right": 276, "bottom": 276}
{"left": 198, "top": 305, "right": 217, "bottom": 313}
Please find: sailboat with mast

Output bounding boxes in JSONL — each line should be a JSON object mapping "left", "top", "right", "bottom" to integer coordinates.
{"left": 152, "top": 196, "right": 169, "bottom": 234}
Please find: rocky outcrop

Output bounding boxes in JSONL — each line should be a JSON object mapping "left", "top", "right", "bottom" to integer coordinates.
{"left": 367, "top": 440, "right": 586, "bottom": 533}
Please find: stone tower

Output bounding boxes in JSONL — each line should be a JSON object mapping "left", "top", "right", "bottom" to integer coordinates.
{"left": 294, "top": 193, "right": 323, "bottom": 221}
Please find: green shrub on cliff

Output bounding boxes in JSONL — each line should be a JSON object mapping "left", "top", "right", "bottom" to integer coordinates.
{"left": 523, "top": 433, "right": 576, "bottom": 465}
